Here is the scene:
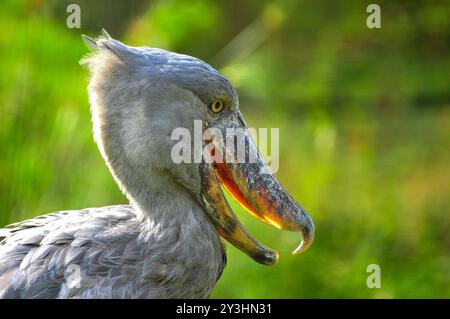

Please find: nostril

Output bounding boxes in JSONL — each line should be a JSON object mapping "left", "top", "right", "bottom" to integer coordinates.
{"left": 237, "top": 113, "right": 246, "bottom": 129}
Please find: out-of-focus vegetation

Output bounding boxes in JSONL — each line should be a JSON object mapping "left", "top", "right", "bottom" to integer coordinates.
{"left": 0, "top": 0, "right": 449, "bottom": 298}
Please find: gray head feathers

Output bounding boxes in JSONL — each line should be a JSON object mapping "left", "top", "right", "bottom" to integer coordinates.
{"left": 80, "top": 30, "right": 237, "bottom": 107}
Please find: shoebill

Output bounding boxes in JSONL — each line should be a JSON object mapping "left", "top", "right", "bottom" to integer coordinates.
{"left": 0, "top": 30, "right": 314, "bottom": 298}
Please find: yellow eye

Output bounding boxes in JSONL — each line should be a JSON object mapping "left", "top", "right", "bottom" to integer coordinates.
{"left": 210, "top": 100, "right": 224, "bottom": 113}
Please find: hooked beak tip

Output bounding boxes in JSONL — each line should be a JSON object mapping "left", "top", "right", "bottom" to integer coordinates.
{"left": 292, "top": 236, "right": 313, "bottom": 254}
{"left": 292, "top": 214, "right": 315, "bottom": 255}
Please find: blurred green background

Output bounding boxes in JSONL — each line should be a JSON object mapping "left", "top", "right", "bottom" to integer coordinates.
{"left": 0, "top": 0, "right": 449, "bottom": 298}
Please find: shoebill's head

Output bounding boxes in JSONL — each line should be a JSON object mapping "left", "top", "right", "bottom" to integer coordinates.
{"left": 81, "top": 30, "right": 314, "bottom": 266}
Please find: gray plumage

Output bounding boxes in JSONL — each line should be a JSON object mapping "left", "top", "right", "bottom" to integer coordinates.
{"left": 0, "top": 205, "right": 225, "bottom": 298}
{"left": 0, "top": 31, "right": 233, "bottom": 299}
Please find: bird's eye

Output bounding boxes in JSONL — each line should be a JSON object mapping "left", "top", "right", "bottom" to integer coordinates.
{"left": 209, "top": 100, "right": 224, "bottom": 114}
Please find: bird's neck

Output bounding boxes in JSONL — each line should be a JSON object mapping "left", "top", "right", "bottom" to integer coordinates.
{"left": 119, "top": 170, "right": 225, "bottom": 298}
{"left": 128, "top": 172, "right": 203, "bottom": 227}
{"left": 120, "top": 169, "right": 220, "bottom": 247}
{"left": 94, "top": 119, "right": 222, "bottom": 253}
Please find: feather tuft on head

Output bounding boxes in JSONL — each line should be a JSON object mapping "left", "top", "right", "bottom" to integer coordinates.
{"left": 79, "top": 30, "right": 136, "bottom": 70}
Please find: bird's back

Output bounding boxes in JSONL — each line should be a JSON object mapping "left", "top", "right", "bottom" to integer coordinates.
{"left": 0, "top": 205, "right": 225, "bottom": 298}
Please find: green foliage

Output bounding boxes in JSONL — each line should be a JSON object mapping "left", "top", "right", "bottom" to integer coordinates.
{"left": 0, "top": 0, "right": 449, "bottom": 298}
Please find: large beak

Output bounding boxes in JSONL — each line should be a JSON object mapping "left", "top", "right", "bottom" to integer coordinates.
{"left": 199, "top": 113, "right": 314, "bottom": 266}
